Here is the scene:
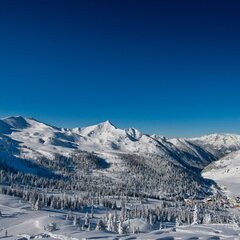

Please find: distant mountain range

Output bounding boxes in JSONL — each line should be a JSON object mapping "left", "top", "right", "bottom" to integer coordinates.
{"left": 0, "top": 116, "right": 239, "bottom": 196}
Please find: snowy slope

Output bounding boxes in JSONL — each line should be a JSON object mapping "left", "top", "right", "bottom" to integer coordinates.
{"left": 168, "top": 138, "right": 216, "bottom": 169}
{"left": 203, "top": 150, "right": 240, "bottom": 196}
{"left": 1, "top": 116, "right": 240, "bottom": 239}
{"left": 0, "top": 116, "right": 182, "bottom": 177}
{"left": 0, "top": 116, "right": 186, "bottom": 167}
{"left": 1, "top": 116, "right": 78, "bottom": 160}
{"left": 73, "top": 120, "right": 178, "bottom": 156}
{"left": 3, "top": 116, "right": 240, "bottom": 163}
{"left": 1, "top": 116, "right": 240, "bottom": 191}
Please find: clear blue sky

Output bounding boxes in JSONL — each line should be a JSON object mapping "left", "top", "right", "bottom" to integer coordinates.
{"left": 0, "top": 0, "right": 240, "bottom": 137}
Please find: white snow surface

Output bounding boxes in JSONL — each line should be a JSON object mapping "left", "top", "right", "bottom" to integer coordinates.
{"left": 0, "top": 194, "right": 239, "bottom": 240}
{"left": 203, "top": 150, "right": 240, "bottom": 196}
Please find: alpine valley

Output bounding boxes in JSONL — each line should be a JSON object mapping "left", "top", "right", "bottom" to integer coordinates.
{"left": 0, "top": 116, "right": 239, "bottom": 239}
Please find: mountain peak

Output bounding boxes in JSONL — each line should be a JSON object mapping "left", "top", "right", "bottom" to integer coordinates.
{"left": 78, "top": 120, "right": 118, "bottom": 137}
{"left": 151, "top": 134, "right": 167, "bottom": 142}
{"left": 2, "top": 116, "right": 30, "bottom": 129}
{"left": 98, "top": 120, "right": 116, "bottom": 129}
{"left": 3, "top": 115, "right": 25, "bottom": 120}
{"left": 126, "top": 128, "right": 142, "bottom": 140}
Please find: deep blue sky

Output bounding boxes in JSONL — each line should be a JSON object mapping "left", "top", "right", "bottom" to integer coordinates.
{"left": 0, "top": 0, "right": 240, "bottom": 137}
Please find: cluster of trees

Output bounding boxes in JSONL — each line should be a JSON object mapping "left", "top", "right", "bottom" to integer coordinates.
{"left": 0, "top": 150, "right": 239, "bottom": 232}
{"left": 118, "top": 153, "right": 213, "bottom": 199}
{"left": 0, "top": 150, "right": 214, "bottom": 201}
{"left": 36, "top": 151, "right": 109, "bottom": 175}
{"left": 0, "top": 185, "right": 117, "bottom": 212}
{"left": 0, "top": 184, "right": 238, "bottom": 229}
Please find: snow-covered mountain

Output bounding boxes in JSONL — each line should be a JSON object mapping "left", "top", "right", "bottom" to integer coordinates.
{"left": 1, "top": 115, "right": 240, "bottom": 196}
{"left": 72, "top": 120, "right": 175, "bottom": 156}
{"left": 189, "top": 133, "right": 240, "bottom": 157}
{"left": 0, "top": 116, "right": 219, "bottom": 170}
{"left": 0, "top": 116, "right": 175, "bottom": 160}
{"left": 168, "top": 138, "right": 216, "bottom": 169}
{"left": 1, "top": 116, "right": 240, "bottom": 168}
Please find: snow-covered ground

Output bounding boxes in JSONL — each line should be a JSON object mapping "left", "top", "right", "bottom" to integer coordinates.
{"left": 0, "top": 194, "right": 239, "bottom": 240}
{"left": 203, "top": 150, "right": 240, "bottom": 197}
{"left": 1, "top": 116, "right": 240, "bottom": 239}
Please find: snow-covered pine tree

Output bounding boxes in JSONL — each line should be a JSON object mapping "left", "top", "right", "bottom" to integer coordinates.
{"left": 106, "top": 212, "right": 113, "bottom": 231}
{"left": 192, "top": 205, "right": 199, "bottom": 225}
{"left": 34, "top": 198, "right": 41, "bottom": 211}
{"left": 203, "top": 212, "right": 212, "bottom": 224}
{"left": 73, "top": 215, "right": 78, "bottom": 226}
{"left": 84, "top": 212, "right": 90, "bottom": 228}
{"left": 118, "top": 220, "right": 123, "bottom": 234}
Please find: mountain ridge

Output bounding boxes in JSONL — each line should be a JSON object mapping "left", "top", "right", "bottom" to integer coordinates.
{"left": 0, "top": 115, "right": 240, "bottom": 197}
{"left": 1, "top": 115, "right": 240, "bottom": 162}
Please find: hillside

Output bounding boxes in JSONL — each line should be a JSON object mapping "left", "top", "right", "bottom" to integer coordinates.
{"left": 0, "top": 116, "right": 240, "bottom": 239}
{"left": 203, "top": 150, "right": 240, "bottom": 196}
{"left": 0, "top": 116, "right": 240, "bottom": 199}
